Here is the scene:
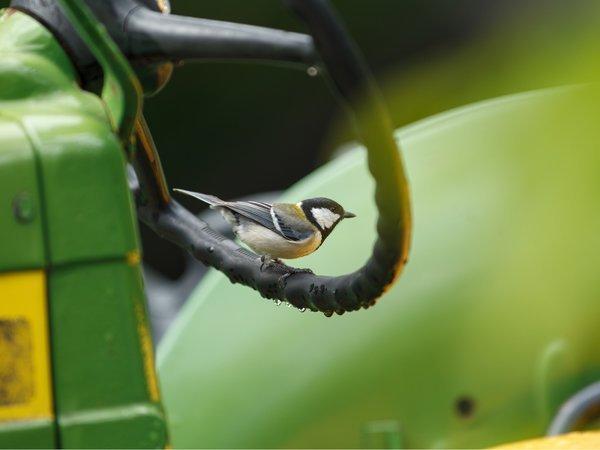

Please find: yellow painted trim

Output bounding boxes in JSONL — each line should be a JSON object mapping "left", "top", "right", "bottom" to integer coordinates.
{"left": 135, "top": 303, "right": 160, "bottom": 402}
{"left": 492, "top": 431, "right": 600, "bottom": 449}
{"left": 134, "top": 118, "right": 171, "bottom": 206}
{"left": 0, "top": 270, "right": 53, "bottom": 420}
{"left": 126, "top": 249, "right": 141, "bottom": 265}
{"left": 156, "top": 62, "right": 174, "bottom": 88}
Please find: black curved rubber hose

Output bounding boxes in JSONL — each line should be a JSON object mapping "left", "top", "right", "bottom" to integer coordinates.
{"left": 137, "top": 0, "right": 411, "bottom": 315}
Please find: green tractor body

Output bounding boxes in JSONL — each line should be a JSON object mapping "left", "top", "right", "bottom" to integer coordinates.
{"left": 0, "top": 10, "right": 167, "bottom": 448}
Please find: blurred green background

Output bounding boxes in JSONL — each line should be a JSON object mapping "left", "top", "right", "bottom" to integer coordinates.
{"left": 158, "top": 83, "right": 600, "bottom": 448}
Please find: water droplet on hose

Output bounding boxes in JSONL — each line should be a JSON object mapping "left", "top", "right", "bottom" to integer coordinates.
{"left": 298, "top": 308, "right": 306, "bottom": 313}
{"left": 208, "top": 246, "right": 214, "bottom": 253}
{"left": 306, "top": 66, "right": 319, "bottom": 77}
{"left": 274, "top": 299, "right": 282, "bottom": 306}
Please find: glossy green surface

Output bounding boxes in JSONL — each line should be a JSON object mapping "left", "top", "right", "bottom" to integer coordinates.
{"left": 27, "top": 111, "right": 139, "bottom": 265}
{"left": 58, "top": 403, "right": 167, "bottom": 449}
{"left": 0, "top": 10, "right": 166, "bottom": 448}
{"left": 159, "top": 86, "right": 600, "bottom": 448}
{"left": 0, "top": 118, "right": 46, "bottom": 271}
{"left": 50, "top": 261, "right": 166, "bottom": 448}
{"left": 50, "top": 261, "right": 151, "bottom": 411}
{"left": 0, "top": 419, "right": 56, "bottom": 449}
{"left": 0, "top": 10, "right": 139, "bottom": 266}
{"left": 56, "top": 0, "right": 142, "bottom": 143}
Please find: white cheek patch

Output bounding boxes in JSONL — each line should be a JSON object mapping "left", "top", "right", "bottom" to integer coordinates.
{"left": 311, "top": 207, "right": 340, "bottom": 229}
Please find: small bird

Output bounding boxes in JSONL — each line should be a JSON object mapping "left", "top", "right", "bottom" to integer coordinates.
{"left": 174, "top": 189, "right": 356, "bottom": 260}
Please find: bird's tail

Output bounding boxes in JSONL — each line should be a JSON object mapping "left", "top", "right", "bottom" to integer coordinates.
{"left": 173, "top": 188, "right": 225, "bottom": 206}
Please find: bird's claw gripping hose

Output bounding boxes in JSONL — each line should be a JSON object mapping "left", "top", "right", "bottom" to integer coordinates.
{"left": 137, "top": 0, "right": 412, "bottom": 315}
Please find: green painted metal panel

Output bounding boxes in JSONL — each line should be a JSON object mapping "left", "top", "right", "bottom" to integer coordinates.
{"left": 0, "top": 419, "right": 56, "bottom": 449}
{"left": 0, "top": 10, "right": 139, "bottom": 267}
{"left": 58, "top": 403, "right": 167, "bottom": 449}
{"left": 0, "top": 118, "right": 45, "bottom": 271}
{"left": 0, "top": 10, "right": 166, "bottom": 447}
{"left": 50, "top": 260, "right": 167, "bottom": 448}
{"left": 24, "top": 112, "right": 139, "bottom": 266}
{"left": 158, "top": 86, "right": 600, "bottom": 448}
{"left": 55, "top": 0, "right": 142, "bottom": 144}
{"left": 0, "top": 8, "right": 78, "bottom": 99}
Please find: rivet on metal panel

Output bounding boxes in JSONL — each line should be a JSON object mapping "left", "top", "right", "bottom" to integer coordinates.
{"left": 12, "top": 192, "right": 35, "bottom": 223}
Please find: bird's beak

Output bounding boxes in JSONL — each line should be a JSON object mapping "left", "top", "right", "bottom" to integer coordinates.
{"left": 344, "top": 211, "right": 356, "bottom": 219}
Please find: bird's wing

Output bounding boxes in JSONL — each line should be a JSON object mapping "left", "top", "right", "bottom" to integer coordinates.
{"left": 173, "top": 190, "right": 313, "bottom": 242}
{"left": 227, "top": 201, "right": 313, "bottom": 242}
{"left": 271, "top": 203, "right": 316, "bottom": 242}
{"left": 224, "top": 200, "right": 281, "bottom": 234}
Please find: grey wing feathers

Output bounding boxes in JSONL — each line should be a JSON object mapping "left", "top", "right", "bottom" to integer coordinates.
{"left": 173, "top": 189, "right": 313, "bottom": 242}
{"left": 271, "top": 209, "right": 312, "bottom": 241}
{"left": 230, "top": 202, "right": 314, "bottom": 241}
{"left": 225, "top": 201, "right": 277, "bottom": 233}
{"left": 272, "top": 204, "right": 316, "bottom": 241}
{"left": 174, "top": 189, "right": 278, "bottom": 234}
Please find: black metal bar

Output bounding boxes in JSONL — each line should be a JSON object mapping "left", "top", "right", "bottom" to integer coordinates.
{"left": 10, "top": 0, "right": 319, "bottom": 84}
{"left": 126, "top": 8, "right": 318, "bottom": 68}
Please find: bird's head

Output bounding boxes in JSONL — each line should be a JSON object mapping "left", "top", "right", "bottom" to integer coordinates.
{"left": 299, "top": 197, "right": 356, "bottom": 240}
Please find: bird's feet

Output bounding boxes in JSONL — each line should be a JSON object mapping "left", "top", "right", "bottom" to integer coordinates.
{"left": 259, "top": 256, "right": 287, "bottom": 271}
{"left": 259, "top": 255, "right": 314, "bottom": 275}
{"left": 259, "top": 255, "right": 271, "bottom": 272}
